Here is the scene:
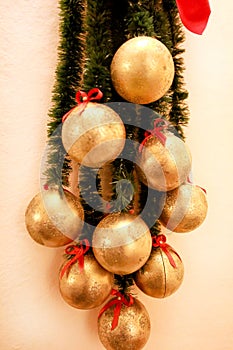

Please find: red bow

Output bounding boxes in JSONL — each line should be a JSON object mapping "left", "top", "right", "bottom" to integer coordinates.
{"left": 60, "top": 239, "right": 90, "bottom": 279}
{"left": 152, "top": 234, "right": 181, "bottom": 268}
{"left": 187, "top": 175, "right": 207, "bottom": 194}
{"left": 98, "top": 289, "right": 134, "bottom": 330}
{"left": 62, "top": 88, "right": 103, "bottom": 122}
{"left": 176, "top": 0, "right": 211, "bottom": 35}
{"left": 139, "top": 118, "right": 169, "bottom": 152}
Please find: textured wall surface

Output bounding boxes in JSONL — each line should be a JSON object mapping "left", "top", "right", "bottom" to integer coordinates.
{"left": 0, "top": 1, "right": 232, "bottom": 349}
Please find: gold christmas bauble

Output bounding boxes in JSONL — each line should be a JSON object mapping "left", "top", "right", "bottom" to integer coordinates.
{"left": 134, "top": 246, "right": 184, "bottom": 298}
{"left": 59, "top": 253, "right": 114, "bottom": 309}
{"left": 62, "top": 103, "right": 126, "bottom": 167}
{"left": 25, "top": 189, "right": 84, "bottom": 247}
{"left": 98, "top": 298, "right": 151, "bottom": 350}
{"left": 159, "top": 183, "right": 208, "bottom": 233}
{"left": 110, "top": 36, "right": 174, "bottom": 104}
{"left": 138, "top": 132, "right": 192, "bottom": 191}
{"left": 92, "top": 213, "right": 152, "bottom": 275}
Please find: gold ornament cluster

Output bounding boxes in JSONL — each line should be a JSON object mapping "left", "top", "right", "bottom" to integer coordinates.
{"left": 25, "top": 36, "right": 208, "bottom": 350}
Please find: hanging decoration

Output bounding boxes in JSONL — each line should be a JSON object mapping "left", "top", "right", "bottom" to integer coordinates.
{"left": 59, "top": 242, "right": 114, "bottom": 309}
{"left": 176, "top": 0, "right": 211, "bottom": 34}
{"left": 92, "top": 212, "right": 152, "bottom": 275}
{"left": 98, "top": 290, "right": 151, "bottom": 350}
{"left": 25, "top": 0, "right": 211, "bottom": 349}
{"left": 62, "top": 89, "right": 126, "bottom": 168}
{"left": 25, "top": 188, "right": 84, "bottom": 247}
{"left": 138, "top": 118, "right": 192, "bottom": 191}
{"left": 134, "top": 235, "right": 184, "bottom": 298}
{"left": 110, "top": 36, "right": 175, "bottom": 104}
{"left": 159, "top": 182, "right": 208, "bottom": 233}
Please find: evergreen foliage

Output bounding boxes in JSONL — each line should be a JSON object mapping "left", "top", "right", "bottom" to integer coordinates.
{"left": 46, "top": 0, "right": 86, "bottom": 186}
{"left": 83, "top": 0, "right": 113, "bottom": 101}
{"left": 78, "top": 0, "right": 116, "bottom": 231}
{"left": 163, "top": 0, "right": 189, "bottom": 138}
{"left": 114, "top": 274, "right": 135, "bottom": 295}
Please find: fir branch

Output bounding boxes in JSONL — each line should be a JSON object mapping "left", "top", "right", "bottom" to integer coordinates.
{"left": 48, "top": 0, "right": 86, "bottom": 131}
{"left": 114, "top": 274, "right": 135, "bottom": 295}
{"left": 163, "top": 0, "right": 190, "bottom": 139}
{"left": 108, "top": 0, "right": 128, "bottom": 53}
{"left": 77, "top": 0, "right": 115, "bottom": 226}
{"left": 46, "top": 0, "right": 86, "bottom": 186}
{"left": 150, "top": 220, "right": 162, "bottom": 237}
{"left": 109, "top": 159, "right": 137, "bottom": 213}
{"left": 123, "top": 1, "right": 168, "bottom": 234}
{"left": 125, "top": 0, "right": 155, "bottom": 38}
{"left": 142, "top": 0, "right": 173, "bottom": 117}
{"left": 83, "top": 0, "right": 114, "bottom": 101}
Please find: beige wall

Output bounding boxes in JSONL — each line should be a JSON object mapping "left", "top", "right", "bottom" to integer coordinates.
{"left": 0, "top": 1, "right": 232, "bottom": 349}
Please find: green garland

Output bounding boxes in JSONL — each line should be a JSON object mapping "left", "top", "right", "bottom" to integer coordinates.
{"left": 46, "top": 0, "right": 86, "bottom": 187}
{"left": 163, "top": 0, "right": 189, "bottom": 138}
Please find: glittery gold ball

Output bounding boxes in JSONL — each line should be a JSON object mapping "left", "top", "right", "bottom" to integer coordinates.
{"left": 92, "top": 213, "right": 152, "bottom": 275}
{"left": 138, "top": 132, "right": 192, "bottom": 191}
{"left": 159, "top": 183, "right": 208, "bottom": 233}
{"left": 111, "top": 36, "right": 174, "bottom": 104}
{"left": 98, "top": 298, "right": 151, "bottom": 350}
{"left": 25, "top": 189, "right": 84, "bottom": 247}
{"left": 62, "top": 103, "right": 126, "bottom": 167}
{"left": 59, "top": 253, "right": 114, "bottom": 309}
{"left": 134, "top": 246, "right": 184, "bottom": 298}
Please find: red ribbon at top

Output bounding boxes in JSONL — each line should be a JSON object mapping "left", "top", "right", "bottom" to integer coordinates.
{"left": 152, "top": 234, "right": 181, "bottom": 268}
{"left": 139, "top": 118, "right": 169, "bottom": 152}
{"left": 62, "top": 88, "right": 103, "bottom": 123}
{"left": 98, "top": 289, "right": 134, "bottom": 330}
{"left": 60, "top": 239, "right": 90, "bottom": 279}
{"left": 176, "top": 0, "right": 211, "bottom": 35}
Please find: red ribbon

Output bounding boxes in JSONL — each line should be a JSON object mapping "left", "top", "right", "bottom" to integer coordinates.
{"left": 187, "top": 175, "right": 207, "bottom": 194}
{"left": 60, "top": 239, "right": 90, "bottom": 279}
{"left": 176, "top": 0, "right": 211, "bottom": 35}
{"left": 152, "top": 234, "right": 181, "bottom": 268}
{"left": 139, "top": 118, "right": 169, "bottom": 152}
{"left": 98, "top": 289, "right": 134, "bottom": 330}
{"left": 62, "top": 88, "right": 103, "bottom": 123}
